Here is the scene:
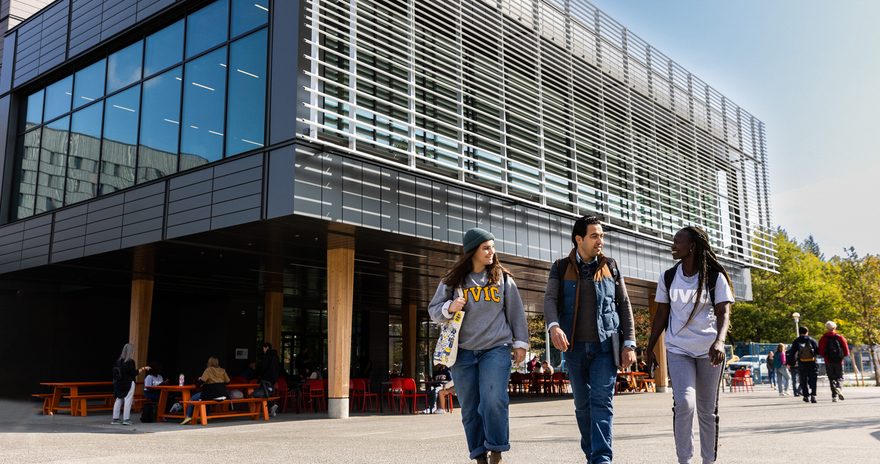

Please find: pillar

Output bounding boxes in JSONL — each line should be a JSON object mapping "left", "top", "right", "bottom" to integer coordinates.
{"left": 649, "top": 296, "right": 669, "bottom": 392}
{"left": 129, "top": 245, "right": 155, "bottom": 377}
{"left": 264, "top": 253, "right": 283, "bottom": 352}
{"left": 402, "top": 303, "right": 417, "bottom": 378}
{"left": 327, "top": 226, "right": 355, "bottom": 418}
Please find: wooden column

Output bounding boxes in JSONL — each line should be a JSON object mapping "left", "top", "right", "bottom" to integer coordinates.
{"left": 129, "top": 246, "right": 155, "bottom": 377}
{"left": 649, "top": 296, "right": 669, "bottom": 393}
{"left": 402, "top": 303, "right": 417, "bottom": 378}
{"left": 264, "top": 254, "right": 283, "bottom": 351}
{"left": 327, "top": 226, "right": 355, "bottom": 418}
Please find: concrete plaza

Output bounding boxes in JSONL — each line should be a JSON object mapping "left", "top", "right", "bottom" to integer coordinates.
{"left": 1, "top": 384, "right": 878, "bottom": 463}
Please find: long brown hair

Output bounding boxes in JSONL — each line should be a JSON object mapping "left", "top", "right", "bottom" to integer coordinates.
{"left": 442, "top": 243, "right": 509, "bottom": 287}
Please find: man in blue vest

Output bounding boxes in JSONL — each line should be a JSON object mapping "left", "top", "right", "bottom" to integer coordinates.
{"left": 544, "top": 216, "right": 636, "bottom": 463}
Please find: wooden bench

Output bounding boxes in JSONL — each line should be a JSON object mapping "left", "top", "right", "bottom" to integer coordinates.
{"left": 32, "top": 394, "right": 54, "bottom": 415}
{"left": 183, "top": 396, "right": 279, "bottom": 425}
{"left": 66, "top": 393, "right": 115, "bottom": 416}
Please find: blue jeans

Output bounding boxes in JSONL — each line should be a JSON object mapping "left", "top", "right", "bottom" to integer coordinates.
{"left": 449, "top": 344, "right": 512, "bottom": 460}
{"left": 566, "top": 339, "right": 617, "bottom": 463}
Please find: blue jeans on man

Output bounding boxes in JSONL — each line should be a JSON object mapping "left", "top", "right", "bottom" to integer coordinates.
{"left": 566, "top": 338, "right": 617, "bottom": 463}
{"left": 449, "top": 344, "right": 512, "bottom": 460}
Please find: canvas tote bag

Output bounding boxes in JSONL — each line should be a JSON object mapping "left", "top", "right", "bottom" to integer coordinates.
{"left": 433, "top": 287, "right": 465, "bottom": 367}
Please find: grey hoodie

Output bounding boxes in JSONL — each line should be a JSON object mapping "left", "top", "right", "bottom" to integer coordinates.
{"left": 427, "top": 271, "right": 529, "bottom": 351}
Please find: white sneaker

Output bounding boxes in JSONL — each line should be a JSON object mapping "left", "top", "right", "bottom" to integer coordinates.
{"left": 832, "top": 397, "right": 838, "bottom": 402}
{"left": 270, "top": 404, "right": 279, "bottom": 417}
{"left": 435, "top": 409, "right": 446, "bottom": 414}
{"left": 422, "top": 408, "right": 432, "bottom": 414}
{"left": 169, "top": 403, "right": 182, "bottom": 413}
{"left": 779, "top": 392, "right": 784, "bottom": 396}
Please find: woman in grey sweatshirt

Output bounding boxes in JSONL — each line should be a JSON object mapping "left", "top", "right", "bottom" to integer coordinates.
{"left": 428, "top": 228, "right": 529, "bottom": 464}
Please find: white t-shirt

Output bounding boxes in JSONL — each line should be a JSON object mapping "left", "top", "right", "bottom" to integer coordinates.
{"left": 144, "top": 374, "right": 164, "bottom": 390}
{"left": 655, "top": 265, "right": 734, "bottom": 358}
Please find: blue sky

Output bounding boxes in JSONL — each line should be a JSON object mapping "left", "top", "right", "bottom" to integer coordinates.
{"left": 589, "top": 0, "right": 880, "bottom": 257}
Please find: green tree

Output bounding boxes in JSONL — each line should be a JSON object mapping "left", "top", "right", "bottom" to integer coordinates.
{"left": 528, "top": 314, "right": 547, "bottom": 360}
{"left": 833, "top": 248, "right": 880, "bottom": 386}
{"left": 729, "top": 229, "right": 844, "bottom": 343}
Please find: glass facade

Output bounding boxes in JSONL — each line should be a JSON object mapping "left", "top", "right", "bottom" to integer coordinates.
{"left": 304, "top": 0, "right": 776, "bottom": 270}
{"left": 11, "top": 0, "right": 269, "bottom": 219}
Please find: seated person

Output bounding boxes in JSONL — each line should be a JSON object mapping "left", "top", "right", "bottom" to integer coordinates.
{"left": 437, "top": 379, "right": 456, "bottom": 412}
{"left": 181, "top": 356, "right": 230, "bottom": 425}
{"left": 143, "top": 362, "right": 165, "bottom": 402}
{"left": 424, "top": 364, "right": 452, "bottom": 414}
{"left": 541, "top": 361, "right": 555, "bottom": 375}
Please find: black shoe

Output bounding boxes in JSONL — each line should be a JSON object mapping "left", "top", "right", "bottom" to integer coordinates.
{"left": 838, "top": 393, "right": 845, "bottom": 401}
{"left": 810, "top": 396, "right": 817, "bottom": 403}
{"left": 803, "top": 396, "right": 809, "bottom": 403}
{"left": 794, "top": 393, "right": 800, "bottom": 397}
{"left": 475, "top": 453, "right": 488, "bottom": 464}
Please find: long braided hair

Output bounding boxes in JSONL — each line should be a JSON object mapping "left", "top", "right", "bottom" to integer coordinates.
{"left": 678, "top": 226, "right": 734, "bottom": 331}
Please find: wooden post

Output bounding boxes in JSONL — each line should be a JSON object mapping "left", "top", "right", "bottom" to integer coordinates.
{"left": 264, "top": 254, "right": 283, "bottom": 352}
{"left": 327, "top": 226, "right": 355, "bottom": 418}
{"left": 129, "top": 246, "right": 155, "bottom": 378}
{"left": 403, "top": 303, "right": 417, "bottom": 378}
{"left": 649, "top": 297, "right": 668, "bottom": 393}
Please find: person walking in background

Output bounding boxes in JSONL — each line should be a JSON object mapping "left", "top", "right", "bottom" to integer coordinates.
{"left": 427, "top": 227, "right": 529, "bottom": 464}
{"left": 543, "top": 215, "right": 637, "bottom": 463}
{"left": 260, "top": 342, "right": 282, "bottom": 416}
{"left": 818, "top": 321, "right": 850, "bottom": 402}
{"left": 789, "top": 327, "right": 819, "bottom": 403}
{"left": 646, "top": 226, "right": 734, "bottom": 464}
{"left": 786, "top": 346, "right": 799, "bottom": 397}
{"left": 111, "top": 343, "right": 150, "bottom": 425}
{"left": 773, "top": 344, "right": 790, "bottom": 396}
{"left": 766, "top": 351, "right": 776, "bottom": 388}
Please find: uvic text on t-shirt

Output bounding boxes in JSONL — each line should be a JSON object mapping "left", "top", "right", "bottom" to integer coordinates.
{"left": 655, "top": 265, "right": 734, "bottom": 358}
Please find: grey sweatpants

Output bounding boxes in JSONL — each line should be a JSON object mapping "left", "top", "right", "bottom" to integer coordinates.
{"left": 667, "top": 352, "right": 723, "bottom": 464}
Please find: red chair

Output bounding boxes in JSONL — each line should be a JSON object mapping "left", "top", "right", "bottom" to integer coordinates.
{"left": 302, "top": 379, "right": 327, "bottom": 412}
{"left": 397, "top": 378, "right": 427, "bottom": 414}
{"left": 551, "top": 372, "right": 567, "bottom": 395}
{"left": 350, "top": 378, "right": 379, "bottom": 412}
{"left": 276, "top": 377, "right": 295, "bottom": 413}
{"left": 385, "top": 377, "right": 404, "bottom": 413}
{"left": 731, "top": 369, "right": 754, "bottom": 392}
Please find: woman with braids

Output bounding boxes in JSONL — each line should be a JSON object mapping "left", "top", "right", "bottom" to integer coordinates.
{"left": 646, "top": 226, "right": 734, "bottom": 464}
{"left": 427, "top": 228, "right": 529, "bottom": 464}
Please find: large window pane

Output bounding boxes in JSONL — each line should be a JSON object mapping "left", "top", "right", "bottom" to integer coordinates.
{"left": 186, "top": 0, "right": 229, "bottom": 59}
{"left": 227, "top": 30, "right": 267, "bottom": 156}
{"left": 13, "top": 129, "right": 41, "bottom": 219}
{"left": 36, "top": 117, "right": 69, "bottom": 213}
{"left": 107, "top": 41, "right": 144, "bottom": 93}
{"left": 139, "top": 67, "right": 182, "bottom": 183}
{"left": 231, "top": 0, "right": 268, "bottom": 37}
{"left": 181, "top": 47, "right": 227, "bottom": 169}
{"left": 66, "top": 103, "right": 103, "bottom": 204}
{"left": 145, "top": 20, "right": 184, "bottom": 77}
{"left": 74, "top": 59, "right": 106, "bottom": 109}
{"left": 44, "top": 76, "right": 73, "bottom": 122}
{"left": 25, "top": 89, "right": 44, "bottom": 130}
{"left": 100, "top": 86, "right": 141, "bottom": 194}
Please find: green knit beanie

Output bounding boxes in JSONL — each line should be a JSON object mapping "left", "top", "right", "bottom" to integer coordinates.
{"left": 463, "top": 228, "right": 495, "bottom": 253}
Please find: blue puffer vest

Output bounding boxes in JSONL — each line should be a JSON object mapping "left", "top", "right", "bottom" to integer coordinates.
{"left": 556, "top": 250, "right": 620, "bottom": 345}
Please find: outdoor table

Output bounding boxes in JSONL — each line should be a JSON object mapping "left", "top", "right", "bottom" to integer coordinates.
{"left": 149, "top": 382, "right": 259, "bottom": 422}
{"left": 39, "top": 381, "right": 113, "bottom": 416}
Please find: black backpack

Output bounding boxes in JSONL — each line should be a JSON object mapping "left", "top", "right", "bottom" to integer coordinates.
{"left": 797, "top": 339, "right": 816, "bottom": 362}
{"left": 825, "top": 336, "right": 843, "bottom": 363}
{"left": 663, "top": 262, "right": 720, "bottom": 307}
{"left": 112, "top": 360, "right": 124, "bottom": 385}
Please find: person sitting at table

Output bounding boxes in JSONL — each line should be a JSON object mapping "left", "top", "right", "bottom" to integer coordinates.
{"left": 437, "top": 379, "right": 456, "bottom": 412}
{"left": 112, "top": 343, "right": 150, "bottom": 425}
{"left": 541, "top": 360, "right": 555, "bottom": 375}
{"left": 181, "top": 356, "right": 230, "bottom": 425}
{"left": 424, "top": 364, "right": 452, "bottom": 414}
{"left": 143, "top": 362, "right": 165, "bottom": 402}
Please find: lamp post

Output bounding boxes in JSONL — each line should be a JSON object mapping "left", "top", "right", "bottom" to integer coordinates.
{"left": 792, "top": 312, "right": 800, "bottom": 338}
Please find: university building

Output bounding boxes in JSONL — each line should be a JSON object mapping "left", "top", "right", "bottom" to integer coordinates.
{"left": 0, "top": 0, "right": 773, "bottom": 414}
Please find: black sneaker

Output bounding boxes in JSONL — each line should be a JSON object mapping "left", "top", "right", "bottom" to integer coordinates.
{"left": 838, "top": 393, "right": 845, "bottom": 401}
{"left": 810, "top": 396, "right": 817, "bottom": 403}
{"left": 803, "top": 396, "right": 809, "bottom": 403}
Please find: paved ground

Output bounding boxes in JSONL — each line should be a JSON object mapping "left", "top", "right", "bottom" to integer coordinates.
{"left": 1, "top": 384, "right": 878, "bottom": 463}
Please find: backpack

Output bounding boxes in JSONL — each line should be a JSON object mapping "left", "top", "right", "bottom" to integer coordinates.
{"left": 663, "top": 262, "right": 720, "bottom": 307}
{"left": 825, "top": 335, "right": 843, "bottom": 363}
{"left": 112, "top": 360, "right": 124, "bottom": 385}
{"left": 797, "top": 339, "right": 816, "bottom": 362}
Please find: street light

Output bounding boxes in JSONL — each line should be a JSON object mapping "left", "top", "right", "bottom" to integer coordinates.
{"left": 792, "top": 312, "right": 800, "bottom": 337}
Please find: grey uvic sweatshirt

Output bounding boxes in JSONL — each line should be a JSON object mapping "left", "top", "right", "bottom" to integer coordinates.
{"left": 427, "top": 271, "right": 530, "bottom": 351}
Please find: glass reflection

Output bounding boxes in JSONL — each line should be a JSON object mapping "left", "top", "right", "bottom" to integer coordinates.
{"left": 227, "top": 30, "right": 267, "bottom": 156}
{"left": 186, "top": 0, "right": 228, "bottom": 59}
{"left": 14, "top": 129, "right": 41, "bottom": 219}
{"left": 25, "top": 90, "right": 44, "bottom": 130}
{"left": 181, "top": 47, "right": 227, "bottom": 169}
{"left": 36, "top": 117, "right": 70, "bottom": 213}
{"left": 231, "top": 0, "right": 268, "bottom": 37}
{"left": 100, "top": 86, "right": 140, "bottom": 194}
{"left": 44, "top": 76, "right": 73, "bottom": 122}
{"left": 107, "top": 41, "right": 144, "bottom": 93}
{"left": 66, "top": 103, "right": 103, "bottom": 204}
{"left": 145, "top": 20, "right": 184, "bottom": 77}
{"left": 139, "top": 67, "right": 182, "bottom": 183}
{"left": 74, "top": 59, "right": 106, "bottom": 109}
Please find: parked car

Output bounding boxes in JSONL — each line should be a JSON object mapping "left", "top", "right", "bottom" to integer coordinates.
{"left": 728, "top": 355, "right": 768, "bottom": 383}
